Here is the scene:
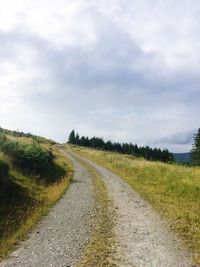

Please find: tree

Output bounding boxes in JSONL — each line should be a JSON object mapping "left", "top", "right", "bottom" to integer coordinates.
{"left": 191, "top": 128, "right": 200, "bottom": 165}
{"left": 80, "top": 136, "right": 87, "bottom": 146}
{"left": 68, "top": 130, "right": 76, "bottom": 144}
{"left": 75, "top": 133, "right": 80, "bottom": 145}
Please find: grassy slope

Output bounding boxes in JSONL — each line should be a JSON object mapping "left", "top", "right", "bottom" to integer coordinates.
{"left": 0, "top": 136, "right": 73, "bottom": 259}
{"left": 70, "top": 145, "right": 200, "bottom": 265}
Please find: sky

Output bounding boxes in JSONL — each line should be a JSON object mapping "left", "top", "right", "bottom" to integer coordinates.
{"left": 0, "top": 0, "right": 199, "bottom": 152}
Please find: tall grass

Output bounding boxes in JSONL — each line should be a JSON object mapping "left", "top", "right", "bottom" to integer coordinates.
{"left": 0, "top": 138, "right": 73, "bottom": 259}
{"left": 70, "top": 145, "right": 200, "bottom": 265}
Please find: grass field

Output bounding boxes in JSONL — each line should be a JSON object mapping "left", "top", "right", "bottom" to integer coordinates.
{"left": 0, "top": 135, "right": 73, "bottom": 259}
{"left": 70, "top": 145, "right": 200, "bottom": 265}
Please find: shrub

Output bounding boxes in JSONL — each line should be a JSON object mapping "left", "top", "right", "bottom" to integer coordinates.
{"left": 0, "top": 135, "right": 52, "bottom": 173}
{"left": 12, "top": 142, "right": 52, "bottom": 172}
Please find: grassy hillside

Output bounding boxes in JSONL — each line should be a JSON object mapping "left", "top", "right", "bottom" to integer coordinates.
{"left": 0, "top": 127, "right": 56, "bottom": 145}
{"left": 0, "top": 130, "right": 73, "bottom": 259}
{"left": 70, "top": 145, "right": 200, "bottom": 265}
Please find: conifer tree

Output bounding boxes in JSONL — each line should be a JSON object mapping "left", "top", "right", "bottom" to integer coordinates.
{"left": 68, "top": 130, "right": 76, "bottom": 144}
{"left": 191, "top": 128, "right": 200, "bottom": 165}
{"left": 75, "top": 133, "right": 80, "bottom": 145}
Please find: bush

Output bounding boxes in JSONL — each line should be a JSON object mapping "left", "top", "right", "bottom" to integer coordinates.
{"left": 12, "top": 142, "right": 52, "bottom": 172}
{"left": 0, "top": 135, "right": 52, "bottom": 173}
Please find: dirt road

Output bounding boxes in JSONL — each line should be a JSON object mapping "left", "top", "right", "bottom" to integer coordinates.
{"left": 1, "top": 148, "right": 194, "bottom": 267}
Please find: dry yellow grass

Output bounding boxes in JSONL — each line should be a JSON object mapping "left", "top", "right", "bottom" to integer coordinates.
{"left": 70, "top": 145, "right": 200, "bottom": 265}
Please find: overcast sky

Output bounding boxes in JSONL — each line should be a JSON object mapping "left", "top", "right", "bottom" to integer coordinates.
{"left": 0, "top": 0, "right": 199, "bottom": 152}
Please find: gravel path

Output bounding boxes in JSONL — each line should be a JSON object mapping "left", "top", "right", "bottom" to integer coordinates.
{"left": 77, "top": 154, "right": 194, "bottom": 267}
{"left": 1, "top": 149, "right": 195, "bottom": 267}
{"left": 0, "top": 151, "right": 94, "bottom": 267}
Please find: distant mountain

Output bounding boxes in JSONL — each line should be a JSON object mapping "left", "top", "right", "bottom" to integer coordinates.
{"left": 173, "top": 153, "right": 192, "bottom": 163}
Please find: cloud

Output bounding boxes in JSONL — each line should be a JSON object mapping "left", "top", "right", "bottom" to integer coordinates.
{"left": 0, "top": 0, "right": 97, "bottom": 48}
{"left": 0, "top": 0, "right": 199, "bottom": 152}
{"left": 154, "top": 130, "right": 195, "bottom": 145}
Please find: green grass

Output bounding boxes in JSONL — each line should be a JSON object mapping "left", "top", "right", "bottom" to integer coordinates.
{"left": 70, "top": 145, "right": 200, "bottom": 265}
{"left": 0, "top": 137, "right": 73, "bottom": 259}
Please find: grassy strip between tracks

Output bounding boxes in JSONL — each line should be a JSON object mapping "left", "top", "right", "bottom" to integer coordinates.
{"left": 73, "top": 154, "right": 116, "bottom": 267}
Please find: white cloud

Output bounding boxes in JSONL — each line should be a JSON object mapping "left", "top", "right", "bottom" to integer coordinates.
{"left": 0, "top": 0, "right": 97, "bottom": 49}
{"left": 0, "top": 0, "right": 199, "bottom": 151}
{"left": 92, "top": 0, "right": 200, "bottom": 71}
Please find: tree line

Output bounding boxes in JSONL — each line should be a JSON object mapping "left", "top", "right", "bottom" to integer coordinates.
{"left": 68, "top": 130, "right": 174, "bottom": 163}
{"left": 191, "top": 128, "right": 200, "bottom": 165}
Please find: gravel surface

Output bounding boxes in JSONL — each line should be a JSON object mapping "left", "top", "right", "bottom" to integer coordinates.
{"left": 0, "top": 150, "right": 94, "bottom": 267}
{"left": 80, "top": 156, "right": 194, "bottom": 267}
